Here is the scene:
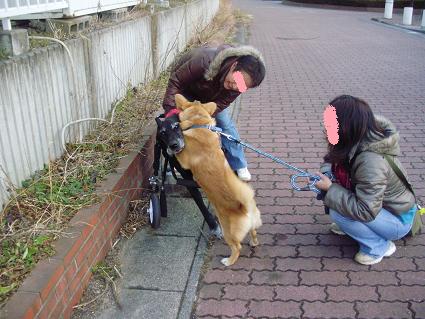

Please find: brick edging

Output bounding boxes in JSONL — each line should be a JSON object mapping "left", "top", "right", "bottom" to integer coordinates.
{"left": 1, "top": 122, "right": 157, "bottom": 319}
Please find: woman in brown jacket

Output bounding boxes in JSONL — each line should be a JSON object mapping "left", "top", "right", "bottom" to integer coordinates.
{"left": 162, "top": 44, "right": 265, "bottom": 181}
{"left": 315, "top": 95, "right": 421, "bottom": 265}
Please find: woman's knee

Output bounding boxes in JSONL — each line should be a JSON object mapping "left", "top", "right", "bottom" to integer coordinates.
{"left": 329, "top": 209, "right": 342, "bottom": 221}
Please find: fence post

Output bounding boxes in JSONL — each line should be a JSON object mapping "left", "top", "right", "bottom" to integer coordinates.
{"left": 384, "top": 0, "right": 394, "bottom": 19}
{"left": 421, "top": 10, "right": 425, "bottom": 27}
{"left": 402, "top": 6, "right": 414, "bottom": 25}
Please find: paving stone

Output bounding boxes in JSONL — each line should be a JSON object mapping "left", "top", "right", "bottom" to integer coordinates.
{"left": 314, "top": 214, "right": 333, "bottom": 224}
{"left": 300, "top": 271, "right": 349, "bottom": 286}
{"left": 260, "top": 214, "right": 275, "bottom": 224}
{"left": 341, "top": 245, "right": 358, "bottom": 258}
{"left": 371, "top": 258, "right": 417, "bottom": 271}
{"left": 198, "top": 284, "right": 223, "bottom": 300}
{"left": 275, "top": 234, "right": 318, "bottom": 245}
{"left": 415, "top": 257, "right": 425, "bottom": 270}
{"left": 297, "top": 245, "right": 342, "bottom": 258}
{"left": 356, "top": 301, "right": 412, "bottom": 319}
{"left": 303, "top": 301, "right": 355, "bottom": 319}
{"left": 223, "top": 285, "right": 274, "bottom": 300}
{"left": 210, "top": 242, "right": 252, "bottom": 258}
{"left": 411, "top": 302, "right": 425, "bottom": 319}
{"left": 378, "top": 285, "right": 425, "bottom": 302}
{"left": 276, "top": 197, "right": 314, "bottom": 206}
{"left": 250, "top": 270, "right": 299, "bottom": 285}
{"left": 317, "top": 234, "right": 356, "bottom": 246}
{"left": 195, "top": 299, "right": 248, "bottom": 317}
{"left": 276, "top": 257, "right": 322, "bottom": 271}
{"left": 251, "top": 245, "right": 297, "bottom": 258}
{"left": 255, "top": 234, "right": 275, "bottom": 245}
{"left": 203, "top": 269, "right": 250, "bottom": 284}
{"left": 397, "top": 245, "right": 425, "bottom": 257}
{"left": 349, "top": 271, "right": 399, "bottom": 285}
{"left": 327, "top": 286, "right": 379, "bottom": 301}
{"left": 296, "top": 224, "right": 330, "bottom": 234}
{"left": 322, "top": 257, "right": 369, "bottom": 271}
{"left": 275, "top": 285, "right": 326, "bottom": 301}
{"left": 209, "top": 256, "right": 274, "bottom": 271}
{"left": 249, "top": 301, "right": 301, "bottom": 318}
{"left": 258, "top": 223, "right": 296, "bottom": 235}
{"left": 274, "top": 214, "right": 315, "bottom": 224}
{"left": 396, "top": 271, "right": 425, "bottom": 286}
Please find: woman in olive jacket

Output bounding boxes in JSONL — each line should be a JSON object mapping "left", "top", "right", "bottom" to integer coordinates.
{"left": 315, "top": 95, "right": 421, "bottom": 265}
{"left": 162, "top": 44, "right": 266, "bottom": 181}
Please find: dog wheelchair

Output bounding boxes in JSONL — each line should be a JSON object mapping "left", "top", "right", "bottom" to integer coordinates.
{"left": 147, "top": 114, "right": 221, "bottom": 236}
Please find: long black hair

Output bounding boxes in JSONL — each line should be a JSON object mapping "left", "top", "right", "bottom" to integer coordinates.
{"left": 324, "top": 95, "right": 385, "bottom": 166}
{"left": 234, "top": 55, "right": 266, "bottom": 88}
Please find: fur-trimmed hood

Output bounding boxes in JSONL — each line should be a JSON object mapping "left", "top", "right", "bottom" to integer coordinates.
{"left": 349, "top": 115, "right": 400, "bottom": 160}
{"left": 325, "top": 114, "right": 415, "bottom": 223}
{"left": 204, "top": 45, "right": 265, "bottom": 81}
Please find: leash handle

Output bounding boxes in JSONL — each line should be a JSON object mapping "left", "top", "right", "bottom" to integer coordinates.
{"left": 290, "top": 173, "right": 321, "bottom": 194}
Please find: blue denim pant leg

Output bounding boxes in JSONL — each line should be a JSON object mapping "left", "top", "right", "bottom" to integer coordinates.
{"left": 215, "top": 108, "right": 247, "bottom": 170}
{"left": 329, "top": 208, "right": 412, "bottom": 258}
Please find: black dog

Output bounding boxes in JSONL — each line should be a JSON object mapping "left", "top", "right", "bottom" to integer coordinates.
{"left": 156, "top": 114, "right": 222, "bottom": 238}
{"left": 157, "top": 114, "right": 185, "bottom": 156}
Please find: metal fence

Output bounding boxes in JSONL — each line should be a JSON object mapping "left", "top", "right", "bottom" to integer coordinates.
{"left": 0, "top": 0, "right": 68, "bottom": 18}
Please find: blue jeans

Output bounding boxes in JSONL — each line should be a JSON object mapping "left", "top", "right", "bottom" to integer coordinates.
{"left": 330, "top": 208, "right": 412, "bottom": 258}
{"left": 215, "top": 108, "right": 247, "bottom": 170}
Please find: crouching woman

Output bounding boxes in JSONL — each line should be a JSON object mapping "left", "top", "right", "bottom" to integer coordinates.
{"left": 315, "top": 95, "right": 423, "bottom": 265}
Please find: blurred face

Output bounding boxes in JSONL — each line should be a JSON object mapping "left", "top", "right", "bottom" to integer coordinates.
{"left": 323, "top": 104, "right": 340, "bottom": 145}
{"left": 223, "top": 62, "right": 253, "bottom": 92}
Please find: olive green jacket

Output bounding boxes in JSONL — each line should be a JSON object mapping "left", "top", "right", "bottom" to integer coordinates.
{"left": 323, "top": 115, "right": 416, "bottom": 222}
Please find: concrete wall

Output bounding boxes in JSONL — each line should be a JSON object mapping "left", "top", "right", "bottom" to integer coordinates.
{"left": 0, "top": 0, "right": 219, "bottom": 208}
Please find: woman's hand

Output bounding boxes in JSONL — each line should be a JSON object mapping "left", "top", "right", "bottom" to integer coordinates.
{"left": 315, "top": 172, "right": 333, "bottom": 191}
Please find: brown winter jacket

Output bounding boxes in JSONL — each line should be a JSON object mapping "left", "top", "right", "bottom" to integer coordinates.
{"left": 322, "top": 115, "right": 416, "bottom": 222}
{"left": 162, "top": 44, "right": 264, "bottom": 116}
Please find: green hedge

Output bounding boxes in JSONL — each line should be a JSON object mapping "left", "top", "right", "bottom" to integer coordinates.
{"left": 285, "top": 0, "right": 425, "bottom": 9}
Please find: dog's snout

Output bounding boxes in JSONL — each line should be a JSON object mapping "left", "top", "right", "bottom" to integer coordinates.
{"left": 171, "top": 143, "right": 179, "bottom": 150}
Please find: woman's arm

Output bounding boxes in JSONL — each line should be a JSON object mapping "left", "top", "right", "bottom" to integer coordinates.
{"left": 162, "top": 52, "right": 209, "bottom": 113}
{"left": 323, "top": 155, "right": 389, "bottom": 222}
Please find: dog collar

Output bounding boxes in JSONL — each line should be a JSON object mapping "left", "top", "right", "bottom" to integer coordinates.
{"left": 183, "top": 124, "right": 223, "bottom": 133}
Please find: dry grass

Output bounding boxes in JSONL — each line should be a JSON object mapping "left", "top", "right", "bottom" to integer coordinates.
{"left": 0, "top": 0, "right": 250, "bottom": 309}
{"left": 28, "top": 0, "right": 197, "bottom": 49}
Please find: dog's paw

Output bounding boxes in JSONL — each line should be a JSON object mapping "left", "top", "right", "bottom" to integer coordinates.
{"left": 221, "top": 257, "right": 231, "bottom": 267}
{"left": 249, "top": 239, "right": 259, "bottom": 247}
{"left": 210, "top": 225, "right": 223, "bottom": 239}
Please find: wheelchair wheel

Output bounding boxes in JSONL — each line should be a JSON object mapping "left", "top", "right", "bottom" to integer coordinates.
{"left": 160, "top": 189, "right": 168, "bottom": 217}
{"left": 148, "top": 193, "right": 161, "bottom": 229}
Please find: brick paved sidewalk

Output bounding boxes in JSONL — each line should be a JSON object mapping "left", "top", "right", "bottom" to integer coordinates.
{"left": 193, "top": 1, "right": 425, "bottom": 318}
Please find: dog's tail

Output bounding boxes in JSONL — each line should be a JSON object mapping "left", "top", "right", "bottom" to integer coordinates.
{"left": 232, "top": 180, "right": 256, "bottom": 214}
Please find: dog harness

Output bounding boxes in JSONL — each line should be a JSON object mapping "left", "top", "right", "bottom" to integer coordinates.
{"left": 183, "top": 124, "right": 323, "bottom": 194}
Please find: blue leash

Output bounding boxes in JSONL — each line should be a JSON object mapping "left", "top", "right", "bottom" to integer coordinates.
{"left": 186, "top": 124, "right": 322, "bottom": 194}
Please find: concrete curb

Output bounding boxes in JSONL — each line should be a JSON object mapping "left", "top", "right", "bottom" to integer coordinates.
{"left": 372, "top": 17, "right": 425, "bottom": 34}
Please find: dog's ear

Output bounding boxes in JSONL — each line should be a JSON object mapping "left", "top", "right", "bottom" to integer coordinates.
{"left": 202, "top": 102, "right": 217, "bottom": 115}
{"left": 175, "top": 94, "right": 191, "bottom": 110}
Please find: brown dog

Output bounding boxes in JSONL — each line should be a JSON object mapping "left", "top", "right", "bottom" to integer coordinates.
{"left": 175, "top": 94, "right": 262, "bottom": 266}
